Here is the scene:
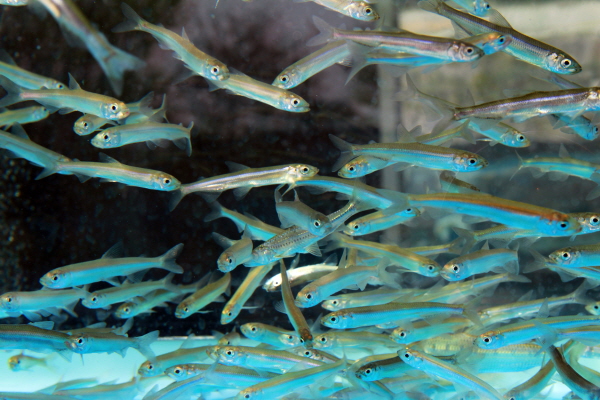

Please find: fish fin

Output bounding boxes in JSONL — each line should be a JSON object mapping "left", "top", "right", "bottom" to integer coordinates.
{"left": 523, "top": 250, "right": 549, "bottom": 273}
{"left": 128, "top": 270, "right": 147, "bottom": 283}
{"left": 96, "top": 34, "right": 145, "bottom": 95}
{"left": 180, "top": 27, "right": 190, "bottom": 41}
{"left": 168, "top": 188, "right": 187, "bottom": 211}
{"left": 105, "top": 277, "right": 122, "bottom": 286}
{"left": 136, "top": 330, "right": 159, "bottom": 361}
{"left": 173, "top": 137, "right": 190, "bottom": 152}
{"left": 345, "top": 42, "right": 374, "bottom": 84}
{"left": 98, "top": 153, "right": 121, "bottom": 164}
{"left": 212, "top": 232, "right": 235, "bottom": 249}
{"left": 22, "top": 311, "right": 42, "bottom": 321}
{"left": 571, "top": 280, "right": 593, "bottom": 304}
{"left": 10, "top": 123, "right": 30, "bottom": 139}
{"left": 35, "top": 166, "right": 59, "bottom": 180}
{"left": 547, "top": 171, "right": 569, "bottom": 182}
{"left": 233, "top": 186, "right": 252, "bottom": 200}
{"left": 0, "top": 75, "right": 23, "bottom": 108}
{"left": 558, "top": 144, "right": 571, "bottom": 159}
{"left": 30, "top": 321, "right": 54, "bottom": 330}
{"left": 417, "top": 0, "right": 443, "bottom": 15}
{"left": 67, "top": 73, "right": 82, "bottom": 90}
{"left": 145, "top": 140, "right": 157, "bottom": 150}
{"left": 204, "top": 202, "right": 225, "bottom": 223}
{"left": 0, "top": 49, "right": 17, "bottom": 65}
{"left": 200, "top": 191, "right": 221, "bottom": 203}
{"left": 225, "top": 161, "right": 250, "bottom": 172}
{"left": 487, "top": 8, "right": 512, "bottom": 28}
{"left": 307, "top": 16, "right": 335, "bottom": 47}
{"left": 159, "top": 243, "right": 184, "bottom": 273}
{"left": 329, "top": 134, "right": 357, "bottom": 171}
{"left": 134, "top": 91, "right": 154, "bottom": 115}
{"left": 585, "top": 185, "right": 600, "bottom": 200}
{"left": 304, "top": 242, "right": 322, "bottom": 257}
{"left": 273, "top": 300, "right": 286, "bottom": 314}
{"left": 102, "top": 241, "right": 125, "bottom": 259}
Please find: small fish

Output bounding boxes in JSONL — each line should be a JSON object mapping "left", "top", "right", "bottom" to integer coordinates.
{"left": 308, "top": 16, "right": 483, "bottom": 62}
{"left": 91, "top": 121, "right": 194, "bottom": 156}
{"left": 275, "top": 188, "right": 332, "bottom": 235}
{"left": 503, "top": 358, "right": 555, "bottom": 400}
{"left": 240, "top": 322, "right": 301, "bottom": 348}
{"left": 302, "top": 0, "right": 378, "bottom": 21}
{"left": 208, "top": 70, "right": 310, "bottom": 112}
{"left": 0, "top": 287, "right": 84, "bottom": 321}
{"left": 138, "top": 345, "right": 212, "bottom": 377}
{"left": 37, "top": 0, "right": 145, "bottom": 95}
{"left": 263, "top": 256, "right": 338, "bottom": 292}
{"left": 0, "top": 75, "right": 130, "bottom": 119}
{"left": 212, "top": 231, "right": 253, "bottom": 273}
{"left": 115, "top": 289, "right": 184, "bottom": 319}
{"left": 390, "top": 318, "right": 470, "bottom": 344}
{"left": 169, "top": 162, "right": 318, "bottom": 211}
{"left": 443, "top": 0, "right": 490, "bottom": 16}
{"left": 314, "top": 331, "right": 397, "bottom": 350}
{"left": 165, "top": 362, "right": 277, "bottom": 385}
{"left": 175, "top": 272, "right": 231, "bottom": 319}
{"left": 547, "top": 345, "right": 600, "bottom": 400}
{"left": 0, "top": 106, "right": 50, "bottom": 128}
{"left": 113, "top": 3, "right": 229, "bottom": 82}
{"left": 221, "top": 262, "right": 274, "bottom": 324}
{"left": 419, "top": 0, "right": 581, "bottom": 74}
{"left": 547, "top": 243, "right": 600, "bottom": 268}
{"left": 273, "top": 41, "right": 350, "bottom": 89}
{"left": 37, "top": 153, "right": 181, "bottom": 192}
{"left": 441, "top": 243, "right": 519, "bottom": 281}
{"left": 0, "top": 49, "right": 65, "bottom": 89}
{"left": 65, "top": 327, "right": 159, "bottom": 360}
{"left": 321, "top": 287, "right": 405, "bottom": 311}
{"left": 439, "top": 171, "right": 480, "bottom": 194}
{"left": 8, "top": 353, "right": 48, "bottom": 371}
{"left": 0, "top": 1, "right": 29, "bottom": 7}
{"left": 277, "top": 260, "right": 314, "bottom": 347}
{"left": 204, "top": 201, "right": 284, "bottom": 241}
{"left": 211, "top": 345, "right": 323, "bottom": 373}
{"left": 343, "top": 207, "right": 420, "bottom": 236}
{"left": 73, "top": 114, "right": 115, "bottom": 136}
{"left": 40, "top": 242, "right": 184, "bottom": 289}
{"left": 0, "top": 322, "right": 71, "bottom": 358}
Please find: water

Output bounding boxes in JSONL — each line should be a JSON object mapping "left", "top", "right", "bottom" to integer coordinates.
{"left": 0, "top": 0, "right": 599, "bottom": 398}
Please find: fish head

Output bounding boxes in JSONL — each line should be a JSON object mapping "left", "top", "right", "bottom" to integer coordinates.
{"left": 321, "top": 311, "right": 348, "bottom": 329}
{"left": 313, "top": 333, "right": 331, "bottom": 349}
{"left": 174, "top": 301, "right": 193, "bottom": 319}
{"left": 343, "top": 218, "right": 369, "bottom": 236}
{"left": 293, "top": 347, "right": 322, "bottom": 361}
{"left": 295, "top": 286, "right": 320, "bottom": 308}
{"left": 453, "top": 153, "right": 488, "bottom": 172}
{"left": 91, "top": 130, "right": 120, "bottom": 148}
{"left": 398, "top": 347, "right": 422, "bottom": 366}
{"left": 356, "top": 362, "right": 382, "bottom": 381}
{"left": 115, "top": 302, "right": 136, "bottom": 319}
{"left": 278, "top": 332, "right": 301, "bottom": 347}
{"left": 101, "top": 101, "right": 130, "bottom": 120}
{"left": 449, "top": 41, "right": 484, "bottom": 62}
{"left": 74, "top": 115, "right": 96, "bottom": 136}
{"left": 34, "top": 106, "right": 50, "bottom": 120}
{"left": 585, "top": 302, "right": 600, "bottom": 315}
{"left": 263, "top": 276, "right": 281, "bottom": 292}
{"left": 278, "top": 93, "right": 310, "bottom": 113}
{"left": 576, "top": 213, "right": 600, "bottom": 233}
{"left": 40, "top": 268, "right": 71, "bottom": 289}
{"left": 7, "top": 355, "right": 21, "bottom": 371}
{"left": 548, "top": 247, "right": 580, "bottom": 266}
{"left": 49, "top": 80, "right": 67, "bottom": 90}
{"left": 82, "top": 292, "right": 107, "bottom": 309}
{"left": 472, "top": 33, "right": 512, "bottom": 55}
{"left": 420, "top": 262, "right": 441, "bottom": 277}
{"left": 542, "top": 213, "right": 581, "bottom": 236}
{"left": 216, "top": 345, "right": 244, "bottom": 364}
{"left": 221, "top": 304, "right": 239, "bottom": 324}
{"left": 501, "top": 130, "right": 530, "bottom": 147}
{"left": 205, "top": 61, "right": 230, "bottom": 81}
{"left": 289, "top": 164, "right": 319, "bottom": 180}
{"left": 321, "top": 298, "right": 346, "bottom": 311}
{"left": 391, "top": 327, "right": 411, "bottom": 343}
{"left": 151, "top": 173, "right": 181, "bottom": 191}
{"left": 66, "top": 334, "right": 91, "bottom": 354}
{"left": 441, "top": 262, "right": 466, "bottom": 281}
{"left": 473, "top": 0, "right": 491, "bottom": 16}
{"left": 235, "top": 387, "right": 261, "bottom": 400}
{"left": 547, "top": 53, "right": 582, "bottom": 75}
{"left": 0, "top": 292, "right": 20, "bottom": 311}
{"left": 240, "top": 323, "right": 263, "bottom": 339}
{"left": 217, "top": 250, "right": 237, "bottom": 272}
{"left": 476, "top": 330, "right": 502, "bottom": 349}
{"left": 138, "top": 360, "right": 162, "bottom": 377}
{"left": 166, "top": 364, "right": 200, "bottom": 381}
{"left": 346, "top": 1, "right": 379, "bottom": 21}
{"left": 307, "top": 213, "right": 333, "bottom": 236}
{"left": 273, "top": 68, "right": 301, "bottom": 90}
{"left": 338, "top": 157, "right": 372, "bottom": 178}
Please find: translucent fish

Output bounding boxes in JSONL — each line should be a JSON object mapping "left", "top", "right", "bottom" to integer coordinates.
{"left": 175, "top": 272, "right": 231, "bottom": 319}
{"left": 443, "top": 0, "right": 490, "bottom": 16}
{"left": 0, "top": 322, "right": 71, "bottom": 358}
{"left": 221, "top": 262, "right": 274, "bottom": 324}
{"left": 212, "top": 230, "right": 254, "bottom": 273}
{"left": 0, "top": 49, "right": 65, "bottom": 89}
{"left": 503, "top": 358, "right": 555, "bottom": 400}
{"left": 65, "top": 327, "right": 159, "bottom": 360}
{"left": 73, "top": 114, "right": 115, "bottom": 136}
{"left": 8, "top": 353, "right": 48, "bottom": 372}
{"left": 204, "top": 202, "right": 284, "bottom": 241}
{"left": 0, "top": 287, "right": 84, "bottom": 321}
{"left": 0, "top": 106, "right": 50, "bottom": 128}
{"left": 343, "top": 206, "right": 420, "bottom": 236}
{"left": 275, "top": 187, "right": 332, "bottom": 235}
{"left": 441, "top": 244, "right": 519, "bottom": 281}
{"left": 547, "top": 243, "right": 600, "bottom": 268}
{"left": 299, "top": 0, "right": 378, "bottom": 21}
{"left": 211, "top": 345, "right": 323, "bottom": 373}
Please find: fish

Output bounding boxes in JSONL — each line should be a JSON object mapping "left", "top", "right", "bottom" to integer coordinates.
{"left": 65, "top": 327, "right": 159, "bottom": 360}
{"left": 321, "top": 286, "right": 406, "bottom": 311}
{"left": 211, "top": 345, "right": 324, "bottom": 373}
{"left": 0, "top": 322, "right": 71, "bottom": 358}
{"left": 262, "top": 255, "right": 338, "bottom": 292}
{"left": 36, "top": 153, "right": 181, "bottom": 192}
{"left": 503, "top": 358, "right": 555, "bottom": 400}
{"left": 343, "top": 206, "right": 420, "bottom": 236}
{"left": 165, "top": 362, "right": 277, "bottom": 385}
{"left": 39, "top": 242, "right": 184, "bottom": 289}
{"left": 547, "top": 243, "right": 600, "bottom": 268}
{"left": 330, "top": 134, "right": 488, "bottom": 177}
{"left": 115, "top": 289, "right": 183, "bottom": 319}
{"left": 169, "top": 162, "right": 318, "bottom": 211}
{"left": 547, "top": 345, "right": 600, "bottom": 400}
{"left": 175, "top": 272, "right": 231, "bottom": 319}
{"left": 91, "top": 121, "right": 194, "bottom": 156}
{"left": 273, "top": 41, "right": 350, "bottom": 89}
{"left": 73, "top": 114, "right": 115, "bottom": 136}
{"left": 406, "top": 121, "right": 475, "bottom": 146}
{"left": 0, "top": 0, "right": 28, "bottom": 4}
{"left": 221, "top": 262, "right": 274, "bottom": 324}
{"left": 300, "top": 0, "right": 378, "bottom": 21}
{"left": 308, "top": 16, "right": 484, "bottom": 62}
{"left": 277, "top": 260, "right": 314, "bottom": 347}
{"left": 0, "top": 75, "right": 130, "bottom": 119}
{"left": 390, "top": 318, "right": 471, "bottom": 344}
{"left": 418, "top": 0, "right": 582, "bottom": 74}
{"left": 212, "top": 231, "right": 254, "bottom": 273}
{"left": 239, "top": 322, "right": 301, "bottom": 348}
{"left": 204, "top": 202, "right": 284, "bottom": 241}
{"left": 138, "top": 344, "right": 212, "bottom": 377}
{"left": 0, "top": 287, "right": 84, "bottom": 321}
{"left": 0, "top": 106, "right": 50, "bottom": 127}
{"left": 0, "top": 49, "right": 65, "bottom": 90}
{"left": 207, "top": 69, "right": 310, "bottom": 112}
{"left": 314, "top": 331, "right": 397, "bottom": 350}
{"left": 275, "top": 188, "right": 332, "bottom": 235}
{"left": 113, "top": 3, "right": 229, "bottom": 82}
{"left": 444, "top": 0, "right": 490, "bottom": 16}
{"left": 441, "top": 242, "right": 519, "bottom": 281}
{"left": 7, "top": 353, "right": 48, "bottom": 371}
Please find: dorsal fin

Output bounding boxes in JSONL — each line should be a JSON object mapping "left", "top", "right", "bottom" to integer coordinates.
{"left": 558, "top": 144, "right": 571, "bottom": 159}
{"left": 225, "top": 161, "right": 249, "bottom": 172}
{"left": 181, "top": 27, "right": 190, "bottom": 41}
{"left": 98, "top": 153, "right": 120, "bottom": 164}
{"left": 11, "top": 123, "right": 30, "bottom": 140}
{"left": 102, "top": 242, "right": 124, "bottom": 259}
{"left": 0, "top": 49, "right": 17, "bottom": 65}
{"left": 68, "top": 73, "right": 82, "bottom": 90}
{"left": 487, "top": 9, "right": 512, "bottom": 28}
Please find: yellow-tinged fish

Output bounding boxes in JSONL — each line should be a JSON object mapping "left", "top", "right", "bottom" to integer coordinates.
{"left": 175, "top": 272, "right": 231, "bottom": 319}
{"left": 277, "top": 260, "right": 314, "bottom": 348}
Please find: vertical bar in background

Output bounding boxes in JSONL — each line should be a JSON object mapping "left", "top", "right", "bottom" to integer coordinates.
{"left": 378, "top": 0, "right": 400, "bottom": 244}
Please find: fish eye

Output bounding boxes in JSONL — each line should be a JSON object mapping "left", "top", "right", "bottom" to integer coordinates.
{"left": 5, "top": 296, "right": 11, "bottom": 303}
{"left": 58, "top": 84, "right": 64, "bottom": 89}
{"left": 592, "top": 216, "right": 599, "bottom": 225}
{"left": 468, "top": 158, "right": 477, "bottom": 164}
{"left": 320, "top": 337, "right": 327, "bottom": 342}
{"left": 292, "top": 99, "right": 300, "bottom": 106}
{"left": 486, "top": 4, "right": 490, "bottom": 8}
{"left": 227, "top": 258, "right": 233, "bottom": 264}
{"left": 400, "top": 331, "right": 406, "bottom": 337}
{"left": 123, "top": 307, "right": 130, "bottom": 313}
{"left": 227, "top": 312, "right": 232, "bottom": 316}
{"left": 226, "top": 350, "right": 233, "bottom": 356}
{"left": 332, "top": 300, "right": 338, "bottom": 305}
{"left": 147, "top": 364, "right": 154, "bottom": 370}
{"left": 103, "top": 134, "right": 109, "bottom": 140}
{"left": 509, "top": 397, "right": 515, "bottom": 400}
{"left": 77, "top": 338, "right": 84, "bottom": 344}
{"left": 427, "top": 265, "right": 435, "bottom": 271}
{"left": 251, "top": 326, "right": 257, "bottom": 332}
{"left": 211, "top": 66, "right": 220, "bottom": 74}
{"left": 164, "top": 178, "right": 171, "bottom": 185}
{"left": 403, "top": 352, "right": 410, "bottom": 359}
{"left": 174, "top": 367, "right": 182, "bottom": 375}
{"left": 304, "top": 350, "right": 311, "bottom": 356}
{"left": 91, "top": 296, "right": 97, "bottom": 302}
{"left": 594, "top": 305, "right": 599, "bottom": 310}
{"left": 183, "top": 307, "right": 189, "bottom": 312}
{"left": 406, "top": 208, "right": 412, "bottom": 212}
{"left": 306, "top": 294, "right": 313, "bottom": 300}
{"left": 466, "top": 47, "right": 474, "bottom": 54}
{"left": 364, "top": 368, "right": 372, "bottom": 375}
{"left": 244, "top": 395, "right": 250, "bottom": 399}
{"left": 498, "top": 37, "right": 505, "bottom": 43}
{"left": 482, "top": 336, "right": 492, "bottom": 343}
{"left": 110, "top": 104, "right": 118, "bottom": 111}
{"left": 83, "top": 122, "right": 88, "bottom": 128}
{"left": 280, "top": 75, "right": 288, "bottom": 83}
{"left": 314, "top": 220, "right": 321, "bottom": 227}
{"left": 364, "top": 7, "right": 372, "bottom": 14}
{"left": 561, "top": 59, "right": 572, "bottom": 68}
{"left": 353, "top": 224, "right": 360, "bottom": 230}
{"left": 517, "top": 135, "right": 524, "bottom": 141}
{"left": 301, "top": 166, "right": 309, "bottom": 174}
{"left": 348, "top": 166, "right": 355, "bottom": 172}
{"left": 330, "top": 316, "right": 337, "bottom": 323}
{"left": 52, "top": 275, "right": 58, "bottom": 281}
{"left": 561, "top": 252, "right": 571, "bottom": 260}
{"left": 452, "top": 265, "right": 460, "bottom": 272}
{"left": 299, "top": 338, "right": 305, "bottom": 343}
{"left": 560, "top": 222, "right": 568, "bottom": 229}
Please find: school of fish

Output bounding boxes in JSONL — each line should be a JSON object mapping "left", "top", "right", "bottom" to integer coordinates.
{"left": 1, "top": 0, "right": 600, "bottom": 399}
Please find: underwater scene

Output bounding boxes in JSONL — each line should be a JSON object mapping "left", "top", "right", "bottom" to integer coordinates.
{"left": 2, "top": 0, "right": 600, "bottom": 398}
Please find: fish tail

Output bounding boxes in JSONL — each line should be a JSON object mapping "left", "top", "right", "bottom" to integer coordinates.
{"left": 204, "top": 201, "right": 225, "bottom": 223}
{"left": 306, "top": 16, "right": 335, "bottom": 47}
{"left": 522, "top": 250, "right": 549, "bottom": 274}
{"left": 585, "top": 176, "right": 600, "bottom": 200}
{"left": 376, "top": 258, "right": 401, "bottom": 289}
{"left": 446, "top": 237, "right": 466, "bottom": 255}
{"left": 135, "top": 92, "right": 155, "bottom": 116}
{"left": 168, "top": 187, "right": 188, "bottom": 211}
{"left": 509, "top": 150, "right": 525, "bottom": 181}
{"left": 34, "top": 164, "right": 59, "bottom": 180}
{"left": 112, "top": 3, "right": 147, "bottom": 33}
{"left": 159, "top": 243, "right": 184, "bottom": 273}
{"left": 328, "top": 134, "right": 356, "bottom": 171}
{"left": 212, "top": 232, "right": 235, "bottom": 249}
{"left": 505, "top": 273, "right": 531, "bottom": 283}
{"left": 457, "top": 120, "right": 477, "bottom": 144}
{"left": 322, "top": 232, "right": 347, "bottom": 253}
{"left": 136, "top": 330, "right": 159, "bottom": 361}
{"left": 185, "top": 122, "right": 194, "bottom": 157}
{"left": 571, "top": 280, "right": 593, "bottom": 305}
{"left": 345, "top": 42, "right": 371, "bottom": 84}
{"left": 397, "top": 75, "right": 455, "bottom": 120}
{"left": 0, "top": 75, "right": 23, "bottom": 108}
{"left": 417, "top": 0, "right": 444, "bottom": 15}
{"left": 97, "top": 43, "right": 146, "bottom": 96}
{"left": 162, "top": 273, "right": 182, "bottom": 294}
{"left": 452, "top": 227, "right": 476, "bottom": 254}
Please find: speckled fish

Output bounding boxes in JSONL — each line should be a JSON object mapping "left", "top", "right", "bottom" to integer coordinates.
{"left": 263, "top": 256, "right": 338, "bottom": 292}
{"left": 233, "top": 357, "right": 346, "bottom": 400}
{"left": 65, "top": 328, "right": 159, "bottom": 359}
{"left": 0, "top": 124, "right": 71, "bottom": 179}
{"left": 208, "top": 70, "right": 310, "bottom": 112}
{"left": 37, "top": 153, "right": 181, "bottom": 191}
{"left": 240, "top": 322, "right": 301, "bottom": 348}
{"left": 169, "top": 162, "right": 318, "bottom": 211}
{"left": 36, "top": 0, "right": 145, "bottom": 95}
{"left": 273, "top": 41, "right": 350, "bottom": 89}
{"left": 343, "top": 206, "right": 420, "bottom": 236}
{"left": 175, "top": 272, "right": 231, "bottom": 318}
{"left": 275, "top": 188, "right": 332, "bottom": 235}
{"left": 0, "top": 106, "right": 50, "bottom": 128}
{"left": 0, "top": 287, "right": 84, "bottom": 321}
{"left": 114, "top": 4, "right": 229, "bottom": 82}
{"left": 79, "top": 273, "right": 180, "bottom": 309}
{"left": 221, "top": 262, "right": 274, "bottom": 324}
{"left": 330, "top": 134, "right": 488, "bottom": 177}
{"left": 301, "top": 0, "right": 378, "bottom": 21}
{"left": 212, "top": 345, "right": 324, "bottom": 373}
{"left": 278, "top": 260, "right": 314, "bottom": 347}
{"left": 212, "top": 231, "right": 253, "bottom": 273}
{"left": 406, "top": 192, "right": 580, "bottom": 237}
{"left": 91, "top": 121, "right": 194, "bottom": 156}
{"left": 327, "top": 234, "right": 441, "bottom": 277}
{"left": 419, "top": 0, "right": 582, "bottom": 74}
{"left": 547, "top": 243, "right": 600, "bottom": 268}
{"left": 400, "top": 347, "right": 504, "bottom": 400}
{"left": 40, "top": 243, "right": 184, "bottom": 289}
{"left": 0, "top": 75, "right": 129, "bottom": 119}
{"left": 308, "top": 16, "right": 483, "bottom": 62}
{"left": 441, "top": 244, "right": 519, "bottom": 281}
{"left": 205, "top": 202, "right": 284, "bottom": 241}
{"left": 0, "top": 49, "right": 65, "bottom": 90}
{"left": 295, "top": 258, "right": 400, "bottom": 308}
{"left": 321, "top": 301, "right": 478, "bottom": 329}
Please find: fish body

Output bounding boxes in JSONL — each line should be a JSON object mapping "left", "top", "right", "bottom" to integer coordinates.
{"left": 212, "top": 345, "right": 324, "bottom": 373}
{"left": 279, "top": 261, "right": 314, "bottom": 347}
{"left": 115, "top": 288, "right": 187, "bottom": 319}
{"left": 0, "top": 106, "right": 50, "bottom": 127}
{"left": 466, "top": 118, "right": 530, "bottom": 147}
{"left": 40, "top": 243, "right": 184, "bottom": 289}
{"left": 0, "top": 323, "right": 70, "bottom": 355}
{"left": 548, "top": 345, "right": 600, "bottom": 400}
{"left": 390, "top": 319, "right": 470, "bottom": 344}
{"left": 212, "top": 231, "right": 254, "bottom": 273}
{"left": 343, "top": 207, "right": 420, "bottom": 236}
{"left": 205, "top": 201, "right": 284, "bottom": 241}
{"left": 444, "top": 0, "right": 490, "bottom": 16}
{"left": 0, "top": 50, "right": 65, "bottom": 89}
{"left": 138, "top": 345, "right": 212, "bottom": 377}
{"left": 221, "top": 262, "right": 274, "bottom": 324}
{"left": 548, "top": 243, "right": 600, "bottom": 268}
{"left": 175, "top": 272, "right": 231, "bottom": 318}
{"left": 65, "top": 329, "right": 159, "bottom": 359}
{"left": 310, "top": 0, "right": 378, "bottom": 21}
{"left": 263, "top": 260, "right": 338, "bottom": 292}
{"left": 73, "top": 114, "right": 114, "bottom": 136}
{"left": 314, "top": 331, "right": 397, "bottom": 349}
{"left": 165, "top": 363, "right": 277, "bottom": 386}
{"left": 275, "top": 189, "right": 332, "bottom": 235}
{"left": 321, "top": 287, "right": 405, "bottom": 311}
{"left": 240, "top": 322, "right": 301, "bottom": 348}
{"left": 441, "top": 247, "right": 519, "bottom": 281}
{"left": 0, "top": 288, "right": 84, "bottom": 320}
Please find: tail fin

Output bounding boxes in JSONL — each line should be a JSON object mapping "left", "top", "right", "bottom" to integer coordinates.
{"left": 418, "top": 0, "right": 444, "bottom": 15}
{"left": 136, "top": 330, "right": 159, "bottom": 361}
{"left": 306, "top": 16, "right": 335, "bottom": 47}
{"left": 345, "top": 43, "right": 373, "bottom": 84}
{"left": 97, "top": 42, "right": 146, "bottom": 96}
{"left": 452, "top": 227, "right": 476, "bottom": 254}
{"left": 329, "top": 134, "right": 357, "bottom": 171}
{"left": 0, "top": 75, "right": 23, "bottom": 108}
{"left": 112, "top": 3, "right": 146, "bottom": 33}
{"left": 168, "top": 185, "right": 191, "bottom": 211}
{"left": 204, "top": 201, "right": 225, "bottom": 223}
{"left": 158, "top": 243, "right": 184, "bottom": 273}
{"left": 396, "top": 75, "right": 455, "bottom": 120}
